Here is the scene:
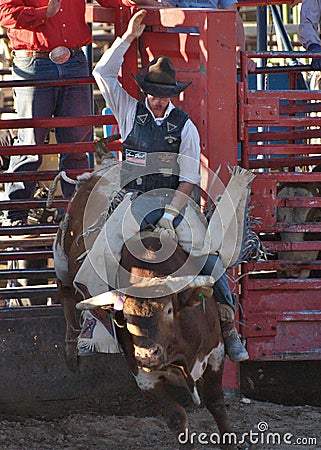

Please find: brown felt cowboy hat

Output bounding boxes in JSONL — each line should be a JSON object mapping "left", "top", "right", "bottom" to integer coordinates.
{"left": 132, "top": 55, "right": 192, "bottom": 98}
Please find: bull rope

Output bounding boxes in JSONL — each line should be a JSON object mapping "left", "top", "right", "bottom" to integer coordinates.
{"left": 46, "top": 171, "right": 78, "bottom": 208}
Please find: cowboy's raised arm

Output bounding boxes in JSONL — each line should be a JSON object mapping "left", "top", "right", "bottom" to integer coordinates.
{"left": 93, "top": 10, "right": 148, "bottom": 141}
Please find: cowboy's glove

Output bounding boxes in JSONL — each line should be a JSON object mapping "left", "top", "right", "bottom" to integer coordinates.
{"left": 308, "top": 44, "right": 321, "bottom": 70}
{"left": 154, "top": 205, "right": 179, "bottom": 241}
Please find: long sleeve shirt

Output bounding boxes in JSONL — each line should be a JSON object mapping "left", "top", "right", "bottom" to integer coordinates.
{"left": 0, "top": 0, "right": 123, "bottom": 51}
{"left": 93, "top": 36, "right": 201, "bottom": 185}
{"left": 298, "top": 0, "right": 321, "bottom": 49}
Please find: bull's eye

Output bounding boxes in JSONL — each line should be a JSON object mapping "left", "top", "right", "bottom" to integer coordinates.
{"left": 164, "top": 304, "right": 173, "bottom": 317}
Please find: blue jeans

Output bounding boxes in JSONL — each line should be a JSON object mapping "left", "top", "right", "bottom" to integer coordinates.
{"left": 130, "top": 192, "right": 184, "bottom": 229}
{"left": 194, "top": 254, "right": 236, "bottom": 311}
{"left": 7, "top": 51, "right": 91, "bottom": 221}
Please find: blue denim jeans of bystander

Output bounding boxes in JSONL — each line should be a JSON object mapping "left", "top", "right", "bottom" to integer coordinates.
{"left": 6, "top": 51, "right": 91, "bottom": 221}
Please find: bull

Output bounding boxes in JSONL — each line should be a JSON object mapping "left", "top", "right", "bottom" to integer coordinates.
{"left": 54, "top": 157, "right": 238, "bottom": 449}
{"left": 277, "top": 179, "right": 321, "bottom": 278}
{"left": 76, "top": 231, "right": 237, "bottom": 450}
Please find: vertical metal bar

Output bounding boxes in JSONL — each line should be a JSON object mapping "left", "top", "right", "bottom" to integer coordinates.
{"left": 85, "top": 0, "right": 95, "bottom": 168}
{"left": 282, "top": 3, "right": 289, "bottom": 25}
{"left": 256, "top": 6, "right": 267, "bottom": 169}
{"left": 257, "top": 6, "right": 267, "bottom": 79}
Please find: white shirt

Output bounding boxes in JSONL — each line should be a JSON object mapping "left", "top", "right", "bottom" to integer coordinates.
{"left": 93, "top": 37, "right": 201, "bottom": 185}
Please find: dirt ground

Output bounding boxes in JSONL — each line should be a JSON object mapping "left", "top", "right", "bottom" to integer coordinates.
{"left": 0, "top": 394, "right": 320, "bottom": 450}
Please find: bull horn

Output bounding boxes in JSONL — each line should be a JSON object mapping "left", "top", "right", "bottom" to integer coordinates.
{"left": 76, "top": 291, "right": 121, "bottom": 310}
{"left": 118, "top": 275, "right": 215, "bottom": 298}
{"left": 166, "top": 275, "right": 215, "bottom": 293}
{"left": 184, "top": 275, "right": 215, "bottom": 289}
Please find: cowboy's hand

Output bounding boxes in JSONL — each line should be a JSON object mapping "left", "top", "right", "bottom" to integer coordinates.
{"left": 46, "top": 0, "right": 61, "bottom": 18}
{"left": 154, "top": 205, "right": 179, "bottom": 241}
{"left": 124, "top": 9, "right": 147, "bottom": 41}
{"left": 309, "top": 44, "right": 321, "bottom": 71}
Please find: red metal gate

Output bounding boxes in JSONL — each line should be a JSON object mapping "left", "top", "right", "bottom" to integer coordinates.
{"left": 238, "top": 50, "right": 321, "bottom": 362}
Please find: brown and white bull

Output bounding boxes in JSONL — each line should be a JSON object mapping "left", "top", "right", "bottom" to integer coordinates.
{"left": 54, "top": 159, "right": 238, "bottom": 448}
{"left": 76, "top": 231, "right": 237, "bottom": 450}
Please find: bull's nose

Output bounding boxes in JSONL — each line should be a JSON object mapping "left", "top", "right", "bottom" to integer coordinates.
{"left": 151, "top": 344, "right": 163, "bottom": 358}
{"left": 134, "top": 344, "right": 165, "bottom": 365}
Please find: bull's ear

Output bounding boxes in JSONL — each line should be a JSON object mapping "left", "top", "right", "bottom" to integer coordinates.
{"left": 180, "top": 286, "right": 213, "bottom": 309}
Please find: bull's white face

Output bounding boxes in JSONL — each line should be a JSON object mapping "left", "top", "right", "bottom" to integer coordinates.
{"left": 122, "top": 285, "right": 215, "bottom": 371}
{"left": 123, "top": 295, "right": 175, "bottom": 369}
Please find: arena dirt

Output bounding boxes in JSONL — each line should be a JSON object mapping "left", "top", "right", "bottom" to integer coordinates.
{"left": 0, "top": 394, "right": 320, "bottom": 450}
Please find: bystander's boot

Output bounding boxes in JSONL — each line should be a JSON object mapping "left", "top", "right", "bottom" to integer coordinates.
{"left": 217, "top": 303, "right": 249, "bottom": 362}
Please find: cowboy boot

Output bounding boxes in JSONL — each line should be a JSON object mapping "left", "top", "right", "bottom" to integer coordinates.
{"left": 217, "top": 303, "right": 249, "bottom": 362}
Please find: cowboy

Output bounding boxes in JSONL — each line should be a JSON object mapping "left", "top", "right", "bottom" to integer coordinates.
{"left": 76, "top": 9, "right": 249, "bottom": 362}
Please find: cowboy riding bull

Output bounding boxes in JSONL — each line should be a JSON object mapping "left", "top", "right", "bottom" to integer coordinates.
{"left": 52, "top": 8, "right": 263, "bottom": 449}
{"left": 52, "top": 151, "right": 257, "bottom": 449}
{"left": 53, "top": 166, "right": 250, "bottom": 448}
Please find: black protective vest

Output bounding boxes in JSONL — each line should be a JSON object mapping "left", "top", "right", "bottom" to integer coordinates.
{"left": 121, "top": 102, "right": 189, "bottom": 192}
